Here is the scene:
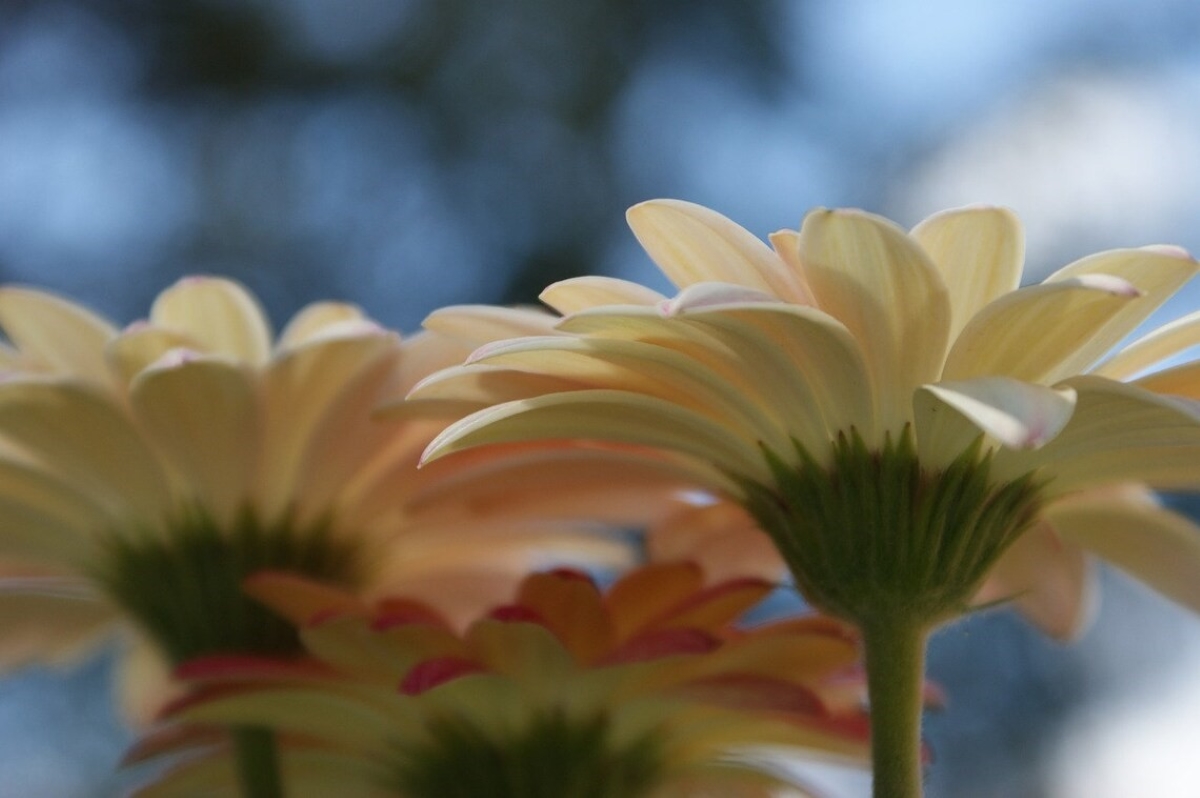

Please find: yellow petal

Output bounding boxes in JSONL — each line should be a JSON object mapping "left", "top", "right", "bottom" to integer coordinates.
{"left": 105, "top": 324, "right": 199, "bottom": 385}
{"left": 422, "top": 304, "right": 559, "bottom": 347}
{"left": 280, "top": 302, "right": 367, "bottom": 347}
{"left": 797, "top": 208, "right": 950, "bottom": 432}
{"left": 1094, "top": 308, "right": 1200, "bottom": 381}
{"left": 627, "top": 199, "right": 801, "bottom": 299}
{"left": 421, "top": 390, "right": 769, "bottom": 490}
{"left": 1043, "top": 244, "right": 1198, "bottom": 375}
{"left": 150, "top": 277, "right": 273, "bottom": 366}
{"left": 130, "top": 355, "right": 260, "bottom": 523}
{"left": 466, "top": 335, "right": 789, "bottom": 452}
{"left": 942, "top": 274, "right": 1140, "bottom": 383}
{"left": 540, "top": 276, "right": 667, "bottom": 314}
{"left": 0, "top": 458, "right": 108, "bottom": 565}
{"left": 0, "top": 286, "right": 117, "bottom": 383}
{"left": 973, "top": 521, "right": 1094, "bottom": 641}
{"left": 1131, "top": 360, "right": 1200, "bottom": 399}
{"left": 910, "top": 205, "right": 1024, "bottom": 341}
{"left": 0, "top": 381, "right": 172, "bottom": 522}
{"left": 1045, "top": 486, "right": 1200, "bottom": 616}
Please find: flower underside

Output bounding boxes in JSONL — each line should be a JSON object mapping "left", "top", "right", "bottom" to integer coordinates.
{"left": 739, "top": 427, "right": 1045, "bottom": 628}
{"left": 93, "top": 505, "right": 365, "bottom": 665}
{"left": 390, "top": 708, "right": 664, "bottom": 798}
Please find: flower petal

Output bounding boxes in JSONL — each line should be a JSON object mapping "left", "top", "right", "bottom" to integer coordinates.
{"left": 540, "top": 276, "right": 667, "bottom": 314}
{"left": 464, "top": 335, "right": 790, "bottom": 452}
{"left": 920, "top": 378, "right": 1076, "bottom": 451}
{"left": 627, "top": 199, "right": 804, "bottom": 300}
{"left": 1044, "top": 486, "right": 1200, "bottom": 616}
{"left": 279, "top": 302, "right": 367, "bottom": 347}
{"left": 973, "top": 521, "right": 1093, "bottom": 640}
{"left": 797, "top": 208, "right": 951, "bottom": 432}
{"left": 1094, "top": 308, "right": 1200, "bottom": 381}
{"left": 999, "top": 376, "right": 1200, "bottom": 493}
{"left": 150, "top": 277, "right": 273, "bottom": 366}
{"left": 422, "top": 304, "right": 559, "bottom": 348}
{"left": 420, "top": 390, "right": 768, "bottom": 490}
{"left": 0, "top": 381, "right": 172, "bottom": 522}
{"left": 0, "top": 286, "right": 117, "bottom": 383}
{"left": 943, "top": 274, "right": 1141, "bottom": 383}
{"left": 1042, "top": 244, "right": 1198, "bottom": 374}
{"left": 130, "top": 355, "right": 260, "bottom": 524}
{"left": 910, "top": 205, "right": 1024, "bottom": 341}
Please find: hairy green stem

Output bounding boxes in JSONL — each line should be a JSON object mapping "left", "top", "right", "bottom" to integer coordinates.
{"left": 862, "top": 618, "right": 928, "bottom": 798}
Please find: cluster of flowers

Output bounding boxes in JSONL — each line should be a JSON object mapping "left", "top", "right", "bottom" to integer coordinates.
{"left": 2, "top": 201, "right": 1200, "bottom": 797}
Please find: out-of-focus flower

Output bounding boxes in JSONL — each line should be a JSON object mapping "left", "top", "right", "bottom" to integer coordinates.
{"left": 0, "top": 278, "right": 694, "bottom": 720}
{"left": 419, "top": 201, "right": 1200, "bottom": 638}
{"left": 131, "top": 564, "right": 873, "bottom": 798}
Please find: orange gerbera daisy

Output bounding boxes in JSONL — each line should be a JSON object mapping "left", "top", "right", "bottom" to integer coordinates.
{"left": 131, "top": 564, "right": 873, "bottom": 798}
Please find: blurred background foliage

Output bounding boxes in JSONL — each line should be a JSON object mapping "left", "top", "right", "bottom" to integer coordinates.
{"left": 3, "top": 1, "right": 1200, "bottom": 796}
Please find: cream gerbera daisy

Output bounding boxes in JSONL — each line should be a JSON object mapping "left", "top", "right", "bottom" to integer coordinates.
{"left": 415, "top": 201, "right": 1200, "bottom": 797}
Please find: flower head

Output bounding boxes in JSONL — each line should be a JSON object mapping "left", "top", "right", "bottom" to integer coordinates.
{"left": 417, "top": 201, "right": 1200, "bottom": 637}
{"left": 0, "top": 278, "right": 692, "bottom": 718}
{"left": 132, "top": 564, "right": 873, "bottom": 798}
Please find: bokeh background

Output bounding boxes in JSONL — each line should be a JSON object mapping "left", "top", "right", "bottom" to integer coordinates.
{"left": 2, "top": 1, "right": 1200, "bottom": 795}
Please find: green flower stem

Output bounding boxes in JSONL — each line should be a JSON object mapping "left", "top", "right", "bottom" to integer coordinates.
{"left": 233, "top": 726, "right": 284, "bottom": 798}
{"left": 862, "top": 616, "right": 929, "bottom": 798}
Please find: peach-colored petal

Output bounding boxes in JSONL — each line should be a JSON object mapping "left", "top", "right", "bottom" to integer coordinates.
{"left": 1045, "top": 486, "right": 1200, "bottom": 615}
{"left": 646, "top": 502, "right": 786, "bottom": 584}
{"left": 422, "top": 304, "right": 559, "bottom": 348}
{"left": 973, "top": 521, "right": 1094, "bottom": 641}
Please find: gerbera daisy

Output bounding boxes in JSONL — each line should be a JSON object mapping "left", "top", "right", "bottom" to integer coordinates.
{"left": 131, "top": 564, "right": 874, "bottom": 798}
{"left": 415, "top": 201, "right": 1200, "bottom": 796}
{"left": 0, "top": 277, "right": 697, "bottom": 793}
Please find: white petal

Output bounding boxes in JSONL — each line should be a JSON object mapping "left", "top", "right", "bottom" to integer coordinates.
{"left": 920, "top": 378, "right": 1076, "bottom": 451}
